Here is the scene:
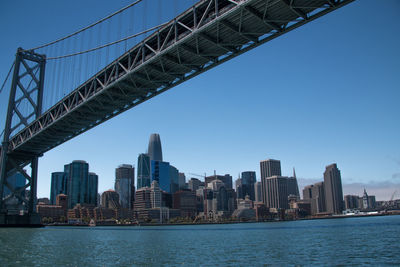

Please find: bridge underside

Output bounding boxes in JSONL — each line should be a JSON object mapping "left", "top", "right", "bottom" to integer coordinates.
{"left": 5, "top": 0, "right": 354, "bottom": 175}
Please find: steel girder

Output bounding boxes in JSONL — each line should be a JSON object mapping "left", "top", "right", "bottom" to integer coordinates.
{"left": 5, "top": 0, "right": 355, "bottom": 172}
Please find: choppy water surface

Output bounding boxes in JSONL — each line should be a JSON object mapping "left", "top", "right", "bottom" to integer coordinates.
{"left": 1, "top": 215, "right": 399, "bottom": 266}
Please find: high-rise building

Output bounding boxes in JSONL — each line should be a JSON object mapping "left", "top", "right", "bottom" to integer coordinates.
{"left": 88, "top": 172, "right": 98, "bottom": 207}
{"left": 323, "top": 163, "right": 344, "bottom": 214}
{"left": 205, "top": 174, "right": 233, "bottom": 190}
{"left": 173, "top": 189, "right": 197, "bottom": 218}
{"left": 260, "top": 159, "right": 281, "bottom": 179}
{"left": 64, "top": 160, "right": 89, "bottom": 209}
{"left": 254, "top": 181, "right": 262, "bottom": 203}
{"left": 115, "top": 164, "right": 135, "bottom": 209}
{"left": 311, "top": 182, "right": 326, "bottom": 215}
{"left": 263, "top": 176, "right": 289, "bottom": 209}
{"left": 303, "top": 185, "right": 313, "bottom": 200}
{"left": 238, "top": 171, "right": 256, "bottom": 201}
{"left": 169, "top": 165, "right": 179, "bottom": 194}
{"left": 101, "top": 190, "right": 120, "bottom": 210}
{"left": 178, "top": 173, "right": 186, "bottom": 189}
{"left": 288, "top": 168, "right": 300, "bottom": 198}
{"left": 151, "top": 160, "right": 170, "bottom": 192}
{"left": 137, "top": 153, "right": 151, "bottom": 189}
{"left": 147, "top": 133, "right": 163, "bottom": 162}
{"left": 344, "top": 195, "right": 359, "bottom": 210}
{"left": 188, "top": 178, "right": 203, "bottom": 191}
{"left": 150, "top": 180, "right": 161, "bottom": 208}
{"left": 50, "top": 172, "right": 67, "bottom": 205}
{"left": 260, "top": 159, "right": 281, "bottom": 204}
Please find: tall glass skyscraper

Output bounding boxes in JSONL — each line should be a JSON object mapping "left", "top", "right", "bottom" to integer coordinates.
{"left": 148, "top": 133, "right": 163, "bottom": 162}
{"left": 115, "top": 164, "right": 135, "bottom": 209}
{"left": 50, "top": 172, "right": 67, "bottom": 204}
{"left": 151, "top": 160, "right": 171, "bottom": 193}
{"left": 88, "top": 172, "right": 98, "bottom": 206}
{"left": 64, "top": 160, "right": 98, "bottom": 208}
{"left": 65, "top": 160, "right": 89, "bottom": 209}
{"left": 137, "top": 153, "right": 150, "bottom": 189}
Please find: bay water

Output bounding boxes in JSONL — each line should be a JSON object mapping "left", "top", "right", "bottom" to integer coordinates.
{"left": 1, "top": 215, "right": 399, "bottom": 266}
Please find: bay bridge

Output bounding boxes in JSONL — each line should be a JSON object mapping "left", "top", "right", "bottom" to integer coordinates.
{"left": 0, "top": 0, "right": 354, "bottom": 225}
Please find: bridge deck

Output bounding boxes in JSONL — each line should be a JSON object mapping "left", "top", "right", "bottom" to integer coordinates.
{"left": 6, "top": 0, "right": 354, "bottom": 172}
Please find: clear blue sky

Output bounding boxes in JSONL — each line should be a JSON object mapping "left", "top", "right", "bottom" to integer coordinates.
{"left": 0, "top": 0, "right": 399, "bottom": 200}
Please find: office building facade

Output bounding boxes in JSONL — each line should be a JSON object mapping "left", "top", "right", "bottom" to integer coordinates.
{"left": 137, "top": 153, "right": 151, "bottom": 189}
{"left": 260, "top": 159, "right": 281, "bottom": 204}
{"left": 50, "top": 172, "right": 67, "bottom": 205}
{"left": 323, "top": 164, "right": 344, "bottom": 214}
{"left": 115, "top": 164, "right": 135, "bottom": 209}
{"left": 263, "top": 176, "right": 289, "bottom": 209}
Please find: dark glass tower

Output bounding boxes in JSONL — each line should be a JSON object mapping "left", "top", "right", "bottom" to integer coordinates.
{"left": 115, "top": 164, "right": 135, "bottom": 209}
{"left": 137, "top": 153, "right": 151, "bottom": 189}
{"left": 64, "top": 160, "right": 89, "bottom": 209}
{"left": 50, "top": 172, "right": 67, "bottom": 205}
{"left": 147, "top": 133, "right": 163, "bottom": 162}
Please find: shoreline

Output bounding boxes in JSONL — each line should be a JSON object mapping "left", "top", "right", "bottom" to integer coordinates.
{"left": 44, "top": 211, "right": 400, "bottom": 227}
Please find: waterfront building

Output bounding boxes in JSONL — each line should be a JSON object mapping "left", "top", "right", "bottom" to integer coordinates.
{"left": 254, "top": 181, "right": 262, "bottom": 203}
{"left": 205, "top": 174, "right": 233, "bottom": 190}
{"left": 344, "top": 195, "right": 359, "bottom": 210}
{"left": 37, "top": 198, "right": 50, "bottom": 205}
{"left": 323, "top": 163, "right": 344, "bottom": 214}
{"left": 134, "top": 187, "right": 152, "bottom": 210}
{"left": 101, "top": 190, "right": 120, "bottom": 210}
{"left": 311, "top": 182, "right": 326, "bottom": 215}
{"left": 178, "top": 173, "right": 186, "bottom": 189}
{"left": 173, "top": 189, "right": 197, "bottom": 218}
{"left": 260, "top": 159, "right": 281, "bottom": 204}
{"left": 56, "top": 194, "right": 68, "bottom": 212}
{"left": 137, "top": 153, "right": 151, "bottom": 189}
{"left": 262, "top": 176, "right": 289, "bottom": 209}
{"left": 64, "top": 160, "right": 89, "bottom": 209}
{"left": 188, "top": 178, "right": 204, "bottom": 191}
{"left": 303, "top": 185, "right": 313, "bottom": 200}
{"left": 150, "top": 181, "right": 161, "bottom": 208}
{"left": 147, "top": 133, "right": 163, "bottom": 162}
{"left": 115, "top": 164, "right": 135, "bottom": 209}
{"left": 50, "top": 172, "right": 67, "bottom": 204}
{"left": 232, "top": 195, "right": 256, "bottom": 221}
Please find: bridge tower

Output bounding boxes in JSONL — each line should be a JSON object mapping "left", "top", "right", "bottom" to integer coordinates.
{"left": 0, "top": 48, "right": 46, "bottom": 225}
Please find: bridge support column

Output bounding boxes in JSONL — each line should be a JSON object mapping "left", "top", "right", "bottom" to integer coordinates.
{"left": 0, "top": 48, "right": 45, "bottom": 226}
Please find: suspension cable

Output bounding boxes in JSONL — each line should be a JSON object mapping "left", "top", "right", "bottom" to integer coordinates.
{"left": 26, "top": 0, "right": 144, "bottom": 52}
{"left": 0, "top": 61, "right": 15, "bottom": 95}
{"left": 47, "top": 22, "right": 168, "bottom": 60}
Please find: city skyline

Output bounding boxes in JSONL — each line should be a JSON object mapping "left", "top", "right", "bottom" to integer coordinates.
{"left": 0, "top": 0, "right": 399, "bottom": 201}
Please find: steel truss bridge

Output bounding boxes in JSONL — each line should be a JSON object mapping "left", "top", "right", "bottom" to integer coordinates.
{"left": 0, "top": 0, "right": 354, "bottom": 225}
